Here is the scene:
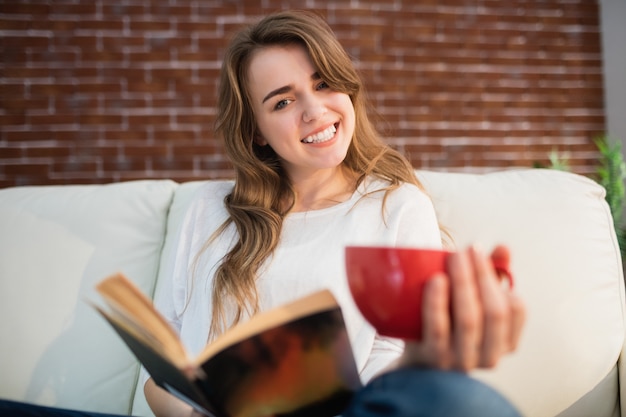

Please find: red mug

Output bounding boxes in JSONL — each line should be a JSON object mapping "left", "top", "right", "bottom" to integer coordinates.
{"left": 344, "top": 246, "right": 513, "bottom": 340}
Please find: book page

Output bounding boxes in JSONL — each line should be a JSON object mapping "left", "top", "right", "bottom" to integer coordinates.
{"left": 96, "top": 273, "right": 189, "bottom": 366}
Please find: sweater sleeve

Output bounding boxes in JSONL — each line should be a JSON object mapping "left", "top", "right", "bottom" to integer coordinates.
{"left": 390, "top": 183, "right": 443, "bottom": 249}
{"left": 139, "top": 182, "right": 232, "bottom": 388}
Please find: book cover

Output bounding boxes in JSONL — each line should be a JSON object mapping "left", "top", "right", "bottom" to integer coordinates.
{"left": 94, "top": 273, "right": 362, "bottom": 417}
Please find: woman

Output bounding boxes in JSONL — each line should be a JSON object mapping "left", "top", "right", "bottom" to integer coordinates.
{"left": 143, "top": 10, "right": 526, "bottom": 417}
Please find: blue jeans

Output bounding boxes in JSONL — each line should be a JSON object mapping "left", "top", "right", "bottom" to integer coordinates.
{"left": 0, "top": 400, "right": 123, "bottom": 417}
{"left": 0, "top": 368, "right": 521, "bottom": 417}
{"left": 344, "top": 367, "right": 522, "bottom": 417}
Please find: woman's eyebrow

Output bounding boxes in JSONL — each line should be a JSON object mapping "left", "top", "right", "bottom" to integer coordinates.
{"left": 262, "top": 85, "right": 292, "bottom": 104}
{"left": 261, "top": 72, "right": 321, "bottom": 104}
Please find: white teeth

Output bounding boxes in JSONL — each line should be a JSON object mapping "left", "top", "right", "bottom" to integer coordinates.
{"left": 302, "top": 124, "right": 337, "bottom": 143}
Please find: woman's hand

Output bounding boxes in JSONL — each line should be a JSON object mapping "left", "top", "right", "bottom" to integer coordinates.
{"left": 398, "top": 245, "right": 526, "bottom": 372}
{"left": 145, "top": 377, "right": 205, "bottom": 417}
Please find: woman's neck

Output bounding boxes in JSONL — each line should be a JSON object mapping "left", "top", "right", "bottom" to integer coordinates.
{"left": 289, "top": 166, "right": 357, "bottom": 212}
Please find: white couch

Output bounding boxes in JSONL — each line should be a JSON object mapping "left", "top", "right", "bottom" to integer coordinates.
{"left": 0, "top": 169, "right": 624, "bottom": 417}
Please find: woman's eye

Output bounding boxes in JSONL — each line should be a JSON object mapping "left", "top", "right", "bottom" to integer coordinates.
{"left": 316, "top": 81, "right": 329, "bottom": 90}
{"left": 274, "top": 99, "right": 291, "bottom": 110}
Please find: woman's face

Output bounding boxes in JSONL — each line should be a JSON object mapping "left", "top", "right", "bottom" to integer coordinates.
{"left": 246, "top": 44, "right": 356, "bottom": 181}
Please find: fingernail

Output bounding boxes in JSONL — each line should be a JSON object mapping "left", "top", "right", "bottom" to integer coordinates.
{"left": 471, "top": 243, "right": 484, "bottom": 256}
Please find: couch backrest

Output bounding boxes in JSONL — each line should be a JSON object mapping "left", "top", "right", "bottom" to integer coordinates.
{"left": 0, "top": 180, "right": 177, "bottom": 415}
{"left": 418, "top": 169, "right": 626, "bottom": 417}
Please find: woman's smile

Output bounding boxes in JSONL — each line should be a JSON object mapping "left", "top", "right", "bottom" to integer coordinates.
{"left": 301, "top": 123, "right": 338, "bottom": 144}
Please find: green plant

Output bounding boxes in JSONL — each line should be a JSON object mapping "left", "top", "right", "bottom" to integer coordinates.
{"left": 594, "top": 136, "right": 626, "bottom": 256}
{"left": 547, "top": 149, "right": 571, "bottom": 171}
{"left": 532, "top": 149, "right": 570, "bottom": 171}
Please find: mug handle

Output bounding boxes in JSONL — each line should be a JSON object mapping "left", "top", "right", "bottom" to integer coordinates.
{"left": 490, "top": 247, "right": 514, "bottom": 289}
{"left": 493, "top": 263, "right": 514, "bottom": 289}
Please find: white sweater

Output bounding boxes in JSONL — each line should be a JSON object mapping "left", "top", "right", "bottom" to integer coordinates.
{"left": 146, "top": 176, "right": 441, "bottom": 386}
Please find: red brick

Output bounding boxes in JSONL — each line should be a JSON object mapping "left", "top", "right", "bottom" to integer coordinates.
{"left": 103, "top": 130, "right": 149, "bottom": 141}
{"left": 123, "top": 144, "right": 169, "bottom": 157}
{"left": 76, "top": 19, "right": 124, "bottom": 31}
{"left": 174, "top": 21, "right": 219, "bottom": 33}
{"left": 125, "top": 81, "right": 170, "bottom": 94}
{"left": 1, "top": 96, "right": 48, "bottom": 113}
{"left": 76, "top": 82, "right": 122, "bottom": 94}
{"left": 80, "top": 51, "right": 126, "bottom": 63}
{"left": 4, "top": 162, "right": 50, "bottom": 176}
{"left": 30, "top": 18, "right": 77, "bottom": 31}
{"left": 2, "top": 35, "right": 49, "bottom": 49}
{"left": 127, "top": 50, "right": 172, "bottom": 62}
{"left": 3, "top": 66, "right": 51, "bottom": 79}
{"left": 126, "top": 114, "right": 171, "bottom": 126}
{"left": 101, "top": 35, "right": 145, "bottom": 49}
{"left": 135, "top": 20, "right": 174, "bottom": 32}
{"left": 0, "top": 146, "right": 22, "bottom": 158}
{"left": 53, "top": 2, "right": 97, "bottom": 15}
{"left": 101, "top": 158, "right": 148, "bottom": 173}
{"left": 50, "top": 34, "right": 97, "bottom": 49}
{"left": 78, "top": 114, "right": 123, "bottom": 125}
{"left": 3, "top": 129, "right": 53, "bottom": 142}
{"left": 0, "top": 3, "right": 50, "bottom": 16}
{"left": 102, "top": 4, "right": 146, "bottom": 17}
{"left": 157, "top": 129, "right": 198, "bottom": 141}
{"left": 151, "top": 96, "right": 195, "bottom": 109}
{"left": 27, "top": 82, "right": 73, "bottom": 96}
{"left": 26, "top": 114, "right": 75, "bottom": 125}
{"left": 35, "top": 146, "right": 82, "bottom": 160}
{"left": 0, "top": 114, "right": 27, "bottom": 126}
{"left": 170, "top": 141, "right": 220, "bottom": 156}
{"left": 150, "top": 3, "right": 194, "bottom": 18}
{"left": 151, "top": 67, "right": 194, "bottom": 81}
{"left": 0, "top": 18, "right": 30, "bottom": 30}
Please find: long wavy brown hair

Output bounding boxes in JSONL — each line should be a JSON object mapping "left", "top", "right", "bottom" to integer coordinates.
{"left": 207, "top": 10, "right": 425, "bottom": 336}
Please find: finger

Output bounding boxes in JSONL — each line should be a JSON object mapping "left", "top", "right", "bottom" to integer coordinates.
{"left": 471, "top": 245, "right": 509, "bottom": 368}
{"left": 421, "top": 273, "right": 452, "bottom": 369}
{"left": 487, "top": 245, "right": 526, "bottom": 354}
{"left": 447, "top": 248, "right": 482, "bottom": 371}
{"left": 507, "top": 291, "right": 526, "bottom": 351}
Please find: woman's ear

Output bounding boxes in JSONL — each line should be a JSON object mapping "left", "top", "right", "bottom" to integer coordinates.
{"left": 253, "top": 133, "right": 268, "bottom": 146}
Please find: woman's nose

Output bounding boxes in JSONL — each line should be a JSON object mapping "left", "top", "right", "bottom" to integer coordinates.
{"left": 302, "top": 96, "right": 327, "bottom": 122}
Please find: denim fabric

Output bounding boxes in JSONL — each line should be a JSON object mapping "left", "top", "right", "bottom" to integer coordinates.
{"left": 0, "top": 400, "right": 125, "bottom": 417}
{"left": 344, "top": 368, "right": 522, "bottom": 417}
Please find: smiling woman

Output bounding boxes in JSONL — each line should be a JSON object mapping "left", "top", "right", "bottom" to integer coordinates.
{"left": 148, "top": 10, "right": 528, "bottom": 417}
{"left": 140, "top": 10, "right": 525, "bottom": 417}
{"left": 0, "top": 9, "right": 526, "bottom": 417}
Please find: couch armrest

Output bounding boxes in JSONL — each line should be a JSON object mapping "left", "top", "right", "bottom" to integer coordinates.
{"left": 418, "top": 169, "right": 626, "bottom": 417}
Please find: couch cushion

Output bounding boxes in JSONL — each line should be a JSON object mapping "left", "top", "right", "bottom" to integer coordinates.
{"left": 130, "top": 180, "right": 207, "bottom": 417}
{"left": 0, "top": 180, "right": 177, "bottom": 415}
{"left": 417, "top": 169, "right": 626, "bottom": 417}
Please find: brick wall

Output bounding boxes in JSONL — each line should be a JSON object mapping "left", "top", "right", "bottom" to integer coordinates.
{"left": 0, "top": 0, "right": 605, "bottom": 187}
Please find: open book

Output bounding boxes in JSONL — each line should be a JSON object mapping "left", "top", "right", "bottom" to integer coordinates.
{"left": 93, "top": 273, "right": 362, "bottom": 417}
